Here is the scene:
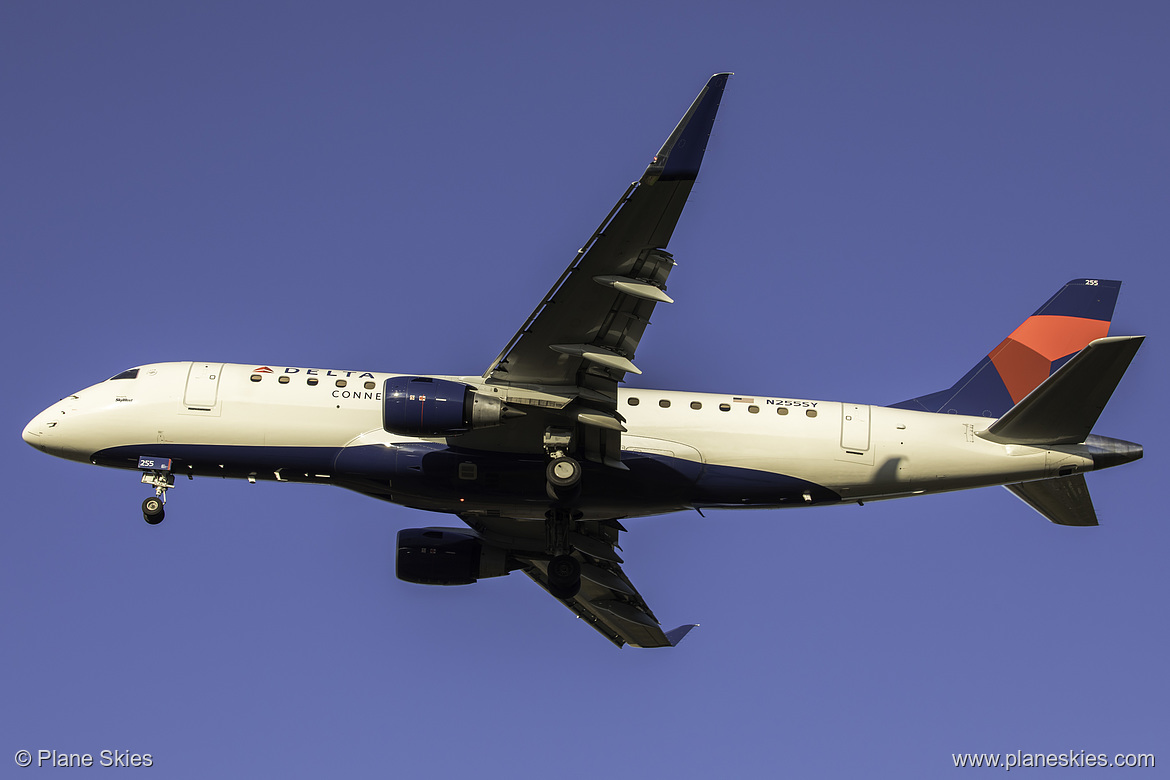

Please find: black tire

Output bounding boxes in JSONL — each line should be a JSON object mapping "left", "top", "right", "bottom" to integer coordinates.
{"left": 546, "top": 480, "right": 581, "bottom": 503}
{"left": 546, "top": 456, "right": 582, "bottom": 488}
{"left": 547, "top": 554, "right": 581, "bottom": 599}
{"left": 142, "top": 496, "right": 165, "bottom": 525}
{"left": 548, "top": 579, "right": 580, "bottom": 600}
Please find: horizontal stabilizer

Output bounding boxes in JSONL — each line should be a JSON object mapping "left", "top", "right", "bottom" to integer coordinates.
{"left": 979, "top": 336, "right": 1144, "bottom": 446}
{"left": 1005, "top": 475, "right": 1098, "bottom": 526}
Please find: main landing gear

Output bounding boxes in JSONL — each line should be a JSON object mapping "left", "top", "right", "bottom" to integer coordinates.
{"left": 545, "top": 506, "right": 582, "bottom": 600}
{"left": 541, "top": 426, "right": 585, "bottom": 599}
{"left": 546, "top": 548, "right": 581, "bottom": 600}
{"left": 546, "top": 456, "right": 582, "bottom": 496}
{"left": 140, "top": 470, "right": 174, "bottom": 525}
{"left": 543, "top": 427, "right": 582, "bottom": 501}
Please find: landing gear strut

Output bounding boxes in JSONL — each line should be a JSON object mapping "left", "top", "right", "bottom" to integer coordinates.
{"left": 140, "top": 470, "right": 173, "bottom": 525}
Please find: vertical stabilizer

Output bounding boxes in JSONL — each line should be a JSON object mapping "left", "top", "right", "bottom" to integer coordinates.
{"left": 891, "top": 279, "right": 1120, "bottom": 417}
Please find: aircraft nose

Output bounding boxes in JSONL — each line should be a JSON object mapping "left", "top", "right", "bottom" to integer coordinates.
{"left": 22, "top": 397, "right": 95, "bottom": 463}
{"left": 22, "top": 410, "right": 52, "bottom": 448}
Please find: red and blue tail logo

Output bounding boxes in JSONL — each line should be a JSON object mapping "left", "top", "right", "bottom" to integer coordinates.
{"left": 891, "top": 279, "right": 1120, "bottom": 417}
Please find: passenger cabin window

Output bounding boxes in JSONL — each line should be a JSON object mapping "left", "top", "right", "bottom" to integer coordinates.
{"left": 628, "top": 397, "right": 640, "bottom": 406}
{"left": 777, "top": 407, "right": 789, "bottom": 416}
{"left": 659, "top": 399, "right": 671, "bottom": 408}
{"left": 278, "top": 376, "right": 290, "bottom": 384}
{"left": 335, "top": 379, "right": 347, "bottom": 388}
{"left": 806, "top": 409, "right": 817, "bottom": 418}
{"left": 748, "top": 405, "right": 760, "bottom": 414}
{"left": 110, "top": 368, "right": 139, "bottom": 380}
{"left": 307, "top": 378, "right": 319, "bottom": 386}
{"left": 719, "top": 403, "right": 731, "bottom": 412}
{"left": 690, "top": 401, "right": 702, "bottom": 410}
{"left": 250, "top": 374, "right": 262, "bottom": 382}
{"left": 364, "top": 381, "right": 376, "bottom": 390}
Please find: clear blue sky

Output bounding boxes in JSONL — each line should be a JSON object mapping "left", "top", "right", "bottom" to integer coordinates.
{"left": 3, "top": 2, "right": 1166, "bottom": 777}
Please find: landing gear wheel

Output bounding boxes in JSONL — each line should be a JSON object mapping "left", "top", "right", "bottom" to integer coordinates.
{"left": 547, "top": 554, "right": 581, "bottom": 600}
{"left": 546, "top": 456, "right": 582, "bottom": 488}
{"left": 142, "top": 496, "right": 165, "bottom": 525}
{"left": 546, "top": 456, "right": 583, "bottom": 501}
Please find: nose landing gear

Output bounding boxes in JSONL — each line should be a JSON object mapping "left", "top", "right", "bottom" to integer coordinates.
{"left": 140, "top": 470, "right": 174, "bottom": 525}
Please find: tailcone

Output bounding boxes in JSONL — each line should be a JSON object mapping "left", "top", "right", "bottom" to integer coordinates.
{"left": 1085, "top": 434, "right": 1143, "bottom": 470}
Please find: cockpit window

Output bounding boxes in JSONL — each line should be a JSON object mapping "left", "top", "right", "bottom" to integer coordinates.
{"left": 110, "top": 368, "right": 140, "bottom": 380}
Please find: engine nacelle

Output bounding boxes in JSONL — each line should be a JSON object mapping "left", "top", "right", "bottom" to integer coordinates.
{"left": 383, "top": 377, "right": 516, "bottom": 436}
{"left": 395, "top": 528, "right": 511, "bottom": 586}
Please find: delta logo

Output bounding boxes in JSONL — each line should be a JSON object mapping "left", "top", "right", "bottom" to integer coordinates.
{"left": 251, "top": 365, "right": 377, "bottom": 379}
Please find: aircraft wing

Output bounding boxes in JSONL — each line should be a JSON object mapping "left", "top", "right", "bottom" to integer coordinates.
{"left": 468, "top": 74, "right": 730, "bottom": 465}
{"left": 523, "top": 556, "right": 697, "bottom": 648}
{"left": 463, "top": 512, "right": 697, "bottom": 648}
{"left": 453, "top": 76, "right": 728, "bottom": 646}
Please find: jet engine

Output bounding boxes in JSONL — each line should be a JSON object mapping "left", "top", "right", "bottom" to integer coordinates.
{"left": 395, "top": 528, "right": 513, "bottom": 586}
{"left": 383, "top": 377, "right": 521, "bottom": 437}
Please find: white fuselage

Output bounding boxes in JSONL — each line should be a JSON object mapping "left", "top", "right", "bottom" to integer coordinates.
{"left": 23, "top": 361, "right": 1095, "bottom": 521}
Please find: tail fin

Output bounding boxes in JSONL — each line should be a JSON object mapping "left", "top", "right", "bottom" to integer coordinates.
{"left": 891, "top": 279, "right": 1121, "bottom": 417}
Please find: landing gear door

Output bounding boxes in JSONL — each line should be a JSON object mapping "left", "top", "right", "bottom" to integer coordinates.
{"left": 184, "top": 362, "right": 224, "bottom": 409}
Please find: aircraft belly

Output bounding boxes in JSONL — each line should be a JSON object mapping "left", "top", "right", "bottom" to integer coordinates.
{"left": 332, "top": 444, "right": 701, "bottom": 520}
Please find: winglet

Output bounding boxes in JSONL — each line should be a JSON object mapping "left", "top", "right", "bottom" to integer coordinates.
{"left": 665, "top": 623, "right": 699, "bottom": 647}
{"left": 642, "top": 73, "right": 732, "bottom": 185}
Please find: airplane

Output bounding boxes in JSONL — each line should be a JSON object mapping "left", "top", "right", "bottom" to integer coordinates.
{"left": 22, "top": 73, "right": 1144, "bottom": 648}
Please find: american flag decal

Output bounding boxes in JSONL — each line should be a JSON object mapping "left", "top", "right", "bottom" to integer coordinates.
{"left": 732, "top": 397, "right": 755, "bottom": 403}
